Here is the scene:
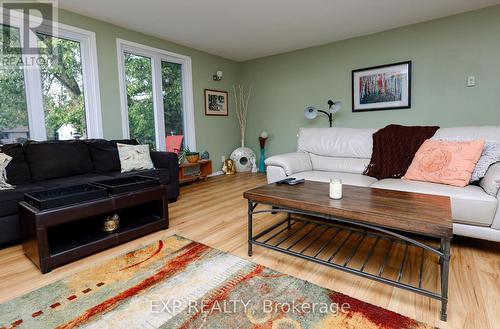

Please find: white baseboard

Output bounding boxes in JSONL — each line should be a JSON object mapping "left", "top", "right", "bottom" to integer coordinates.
{"left": 209, "top": 171, "right": 224, "bottom": 177}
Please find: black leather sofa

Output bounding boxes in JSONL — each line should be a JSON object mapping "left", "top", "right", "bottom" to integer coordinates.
{"left": 0, "top": 139, "right": 179, "bottom": 247}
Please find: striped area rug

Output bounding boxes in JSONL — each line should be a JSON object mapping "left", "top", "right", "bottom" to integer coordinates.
{"left": 0, "top": 235, "right": 433, "bottom": 328}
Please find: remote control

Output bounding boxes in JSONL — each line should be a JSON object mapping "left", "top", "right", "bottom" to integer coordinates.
{"left": 277, "top": 178, "right": 296, "bottom": 184}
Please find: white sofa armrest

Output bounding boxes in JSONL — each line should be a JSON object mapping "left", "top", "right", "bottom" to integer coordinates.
{"left": 480, "top": 162, "right": 500, "bottom": 197}
{"left": 482, "top": 163, "right": 500, "bottom": 229}
{"left": 265, "top": 152, "right": 312, "bottom": 176}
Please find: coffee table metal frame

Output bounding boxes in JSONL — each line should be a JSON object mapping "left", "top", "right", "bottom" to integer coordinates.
{"left": 247, "top": 201, "right": 451, "bottom": 321}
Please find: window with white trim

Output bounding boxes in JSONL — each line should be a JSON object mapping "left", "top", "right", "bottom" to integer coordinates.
{"left": 0, "top": 11, "right": 102, "bottom": 144}
{"left": 117, "top": 39, "right": 195, "bottom": 151}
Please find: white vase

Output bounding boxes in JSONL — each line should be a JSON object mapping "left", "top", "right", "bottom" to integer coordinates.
{"left": 230, "top": 146, "right": 256, "bottom": 172}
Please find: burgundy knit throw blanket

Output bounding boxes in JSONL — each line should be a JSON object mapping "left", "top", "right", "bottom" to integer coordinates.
{"left": 364, "top": 124, "right": 440, "bottom": 180}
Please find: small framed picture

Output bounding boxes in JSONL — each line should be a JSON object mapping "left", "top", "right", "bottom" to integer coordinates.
{"left": 204, "top": 89, "right": 228, "bottom": 116}
{"left": 352, "top": 61, "right": 411, "bottom": 112}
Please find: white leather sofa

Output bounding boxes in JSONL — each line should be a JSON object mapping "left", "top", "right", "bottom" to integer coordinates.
{"left": 265, "top": 126, "right": 500, "bottom": 242}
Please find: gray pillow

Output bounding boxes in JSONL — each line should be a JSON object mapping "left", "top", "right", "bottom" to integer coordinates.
{"left": 470, "top": 141, "right": 500, "bottom": 183}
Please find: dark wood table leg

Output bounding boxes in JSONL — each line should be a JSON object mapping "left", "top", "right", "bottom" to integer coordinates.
{"left": 440, "top": 238, "right": 451, "bottom": 321}
{"left": 248, "top": 200, "right": 253, "bottom": 257}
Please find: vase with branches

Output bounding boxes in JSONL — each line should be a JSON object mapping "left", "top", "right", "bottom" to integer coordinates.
{"left": 233, "top": 85, "right": 252, "bottom": 147}
{"left": 230, "top": 85, "right": 257, "bottom": 173}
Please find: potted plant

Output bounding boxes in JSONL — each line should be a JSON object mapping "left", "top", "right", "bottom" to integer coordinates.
{"left": 179, "top": 147, "right": 199, "bottom": 164}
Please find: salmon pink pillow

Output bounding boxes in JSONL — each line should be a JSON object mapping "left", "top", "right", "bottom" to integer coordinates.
{"left": 403, "top": 139, "right": 485, "bottom": 187}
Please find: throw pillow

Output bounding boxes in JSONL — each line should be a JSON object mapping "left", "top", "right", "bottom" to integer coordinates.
{"left": 435, "top": 139, "right": 500, "bottom": 183}
{"left": 117, "top": 143, "right": 154, "bottom": 173}
{"left": 403, "top": 139, "right": 485, "bottom": 187}
{"left": 0, "top": 153, "right": 14, "bottom": 190}
{"left": 470, "top": 141, "right": 500, "bottom": 182}
{"left": 480, "top": 162, "right": 500, "bottom": 196}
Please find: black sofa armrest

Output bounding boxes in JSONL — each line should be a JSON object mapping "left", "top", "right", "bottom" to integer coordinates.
{"left": 150, "top": 151, "right": 179, "bottom": 202}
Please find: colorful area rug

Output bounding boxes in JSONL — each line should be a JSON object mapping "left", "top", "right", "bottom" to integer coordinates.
{"left": 0, "top": 235, "right": 433, "bottom": 328}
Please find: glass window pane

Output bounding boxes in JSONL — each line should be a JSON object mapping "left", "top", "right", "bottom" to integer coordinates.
{"left": 162, "top": 61, "right": 184, "bottom": 139}
{"left": 0, "top": 25, "right": 29, "bottom": 145}
{"left": 37, "top": 33, "right": 86, "bottom": 140}
{"left": 124, "top": 52, "right": 155, "bottom": 148}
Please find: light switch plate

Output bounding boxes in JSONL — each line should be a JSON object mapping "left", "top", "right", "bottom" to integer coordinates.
{"left": 467, "top": 76, "right": 476, "bottom": 87}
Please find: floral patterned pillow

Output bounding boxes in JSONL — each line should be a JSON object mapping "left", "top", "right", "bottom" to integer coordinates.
{"left": 403, "top": 139, "right": 485, "bottom": 187}
{"left": 0, "top": 153, "right": 14, "bottom": 190}
{"left": 117, "top": 144, "right": 155, "bottom": 173}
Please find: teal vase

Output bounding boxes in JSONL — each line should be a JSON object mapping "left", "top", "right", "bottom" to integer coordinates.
{"left": 259, "top": 148, "right": 266, "bottom": 173}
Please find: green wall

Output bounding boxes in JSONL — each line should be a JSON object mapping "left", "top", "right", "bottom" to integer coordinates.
{"left": 54, "top": 6, "right": 500, "bottom": 168}
{"left": 56, "top": 9, "right": 241, "bottom": 171}
{"left": 240, "top": 6, "right": 500, "bottom": 156}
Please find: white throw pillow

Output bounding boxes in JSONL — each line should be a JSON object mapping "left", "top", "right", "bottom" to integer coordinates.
{"left": 117, "top": 144, "right": 155, "bottom": 173}
{"left": 0, "top": 153, "right": 14, "bottom": 190}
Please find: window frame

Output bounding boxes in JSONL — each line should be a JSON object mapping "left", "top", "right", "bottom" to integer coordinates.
{"left": 116, "top": 38, "right": 196, "bottom": 151}
{"left": 1, "top": 10, "right": 103, "bottom": 140}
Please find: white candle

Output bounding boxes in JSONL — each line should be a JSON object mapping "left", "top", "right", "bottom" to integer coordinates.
{"left": 329, "top": 179, "right": 342, "bottom": 199}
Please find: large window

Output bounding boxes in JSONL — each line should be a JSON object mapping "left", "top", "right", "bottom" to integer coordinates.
{"left": 117, "top": 39, "right": 195, "bottom": 151}
{"left": 0, "top": 24, "right": 29, "bottom": 144}
{"left": 38, "top": 33, "right": 88, "bottom": 140}
{"left": 124, "top": 52, "right": 155, "bottom": 148}
{"left": 0, "top": 11, "right": 102, "bottom": 143}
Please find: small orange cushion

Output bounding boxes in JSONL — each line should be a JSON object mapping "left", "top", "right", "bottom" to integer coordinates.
{"left": 403, "top": 139, "right": 485, "bottom": 187}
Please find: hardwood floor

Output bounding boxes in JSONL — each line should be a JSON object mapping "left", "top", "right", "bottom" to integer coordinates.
{"left": 0, "top": 173, "right": 499, "bottom": 328}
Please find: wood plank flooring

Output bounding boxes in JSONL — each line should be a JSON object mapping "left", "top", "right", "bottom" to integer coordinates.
{"left": 0, "top": 173, "right": 499, "bottom": 328}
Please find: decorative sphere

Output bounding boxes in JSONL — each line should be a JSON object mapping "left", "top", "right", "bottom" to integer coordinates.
{"left": 201, "top": 151, "right": 210, "bottom": 160}
{"left": 260, "top": 131, "right": 268, "bottom": 139}
{"left": 230, "top": 147, "right": 256, "bottom": 172}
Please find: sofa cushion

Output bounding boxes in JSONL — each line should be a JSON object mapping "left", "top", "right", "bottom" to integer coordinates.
{"left": 86, "top": 139, "right": 139, "bottom": 174}
{"left": 371, "top": 178, "right": 497, "bottom": 227}
{"left": 298, "top": 127, "right": 376, "bottom": 158}
{"left": 35, "top": 173, "right": 111, "bottom": 188}
{"left": 24, "top": 140, "right": 93, "bottom": 181}
{"left": 0, "top": 184, "right": 44, "bottom": 217}
{"left": 433, "top": 126, "right": 500, "bottom": 143}
{"left": 290, "top": 171, "right": 377, "bottom": 187}
{"left": 103, "top": 169, "right": 171, "bottom": 185}
{"left": 480, "top": 162, "right": 500, "bottom": 197}
{"left": 0, "top": 214, "right": 21, "bottom": 246}
{"left": 309, "top": 154, "right": 369, "bottom": 174}
{"left": 0, "top": 143, "right": 32, "bottom": 185}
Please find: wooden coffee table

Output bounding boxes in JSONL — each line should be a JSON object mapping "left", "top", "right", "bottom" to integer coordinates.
{"left": 244, "top": 181, "right": 452, "bottom": 321}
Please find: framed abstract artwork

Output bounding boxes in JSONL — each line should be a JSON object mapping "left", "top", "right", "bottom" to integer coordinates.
{"left": 204, "top": 89, "right": 228, "bottom": 116}
{"left": 352, "top": 61, "right": 411, "bottom": 112}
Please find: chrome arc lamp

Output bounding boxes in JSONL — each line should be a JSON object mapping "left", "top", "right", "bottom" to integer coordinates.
{"left": 304, "top": 100, "right": 342, "bottom": 127}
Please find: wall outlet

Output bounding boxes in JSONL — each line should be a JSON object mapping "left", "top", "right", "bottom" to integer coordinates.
{"left": 466, "top": 76, "right": 476, "bottom": 87}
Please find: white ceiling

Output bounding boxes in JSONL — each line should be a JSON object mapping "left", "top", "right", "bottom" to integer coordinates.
{"left": 58, "top": 0, "right": 500, "bottom": 61}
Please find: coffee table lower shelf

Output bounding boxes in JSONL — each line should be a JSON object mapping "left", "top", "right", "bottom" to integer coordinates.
{"left": 247, "top": 201, "right": 451, "bottom": 321}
